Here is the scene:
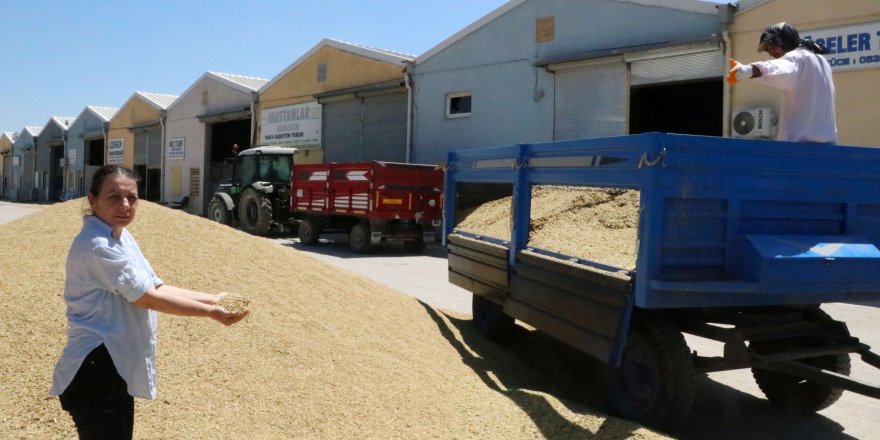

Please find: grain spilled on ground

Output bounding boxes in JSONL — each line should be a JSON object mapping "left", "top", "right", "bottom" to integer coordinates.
{"left": 0, "top": 199, "right": 668, "bottom": 439}
{"left": 456, "top": 186, "right": 640, "bottom": 270}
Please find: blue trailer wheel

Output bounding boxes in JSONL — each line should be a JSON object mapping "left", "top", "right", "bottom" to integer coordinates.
{"left": 472, "top": 295, "right": 516, "bottom": 341}
{"left": 604, "top": 313, "right": 695, "bottom": 430}
{"left": 750, "top": 308, "right": 851, "bottom": 412}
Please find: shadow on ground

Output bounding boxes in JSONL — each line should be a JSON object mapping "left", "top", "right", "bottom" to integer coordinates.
{"left": 420, "top": 303, "right": 857, "bottom": 440}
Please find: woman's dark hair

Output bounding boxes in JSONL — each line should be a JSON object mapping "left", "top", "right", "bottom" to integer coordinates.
{"left": 89, "top": 165, "right": 139, "bottom": 196}
{"left": 759, "top": 22, "right": 829, "bottom": 55}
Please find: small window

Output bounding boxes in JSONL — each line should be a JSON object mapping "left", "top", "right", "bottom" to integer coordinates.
{"left": 446, "top": 92, "right": 472, "bottom": 118}
{"left": 317, "top": 63, "right": 328, "bottom": 82}
{"left": 536, "top": 16, "right": 555, "bottom": 43}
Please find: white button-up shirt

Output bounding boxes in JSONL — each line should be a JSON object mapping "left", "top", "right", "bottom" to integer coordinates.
{"left": 752, "top": 47, "right": 838, "bottom": 144}
{"left": 50, "top": 215, "right": 162, "bottom": 399}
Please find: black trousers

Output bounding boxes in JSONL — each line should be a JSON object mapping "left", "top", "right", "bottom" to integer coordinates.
{"left": 59, "top": 344, "right": 135, "bottom": 440}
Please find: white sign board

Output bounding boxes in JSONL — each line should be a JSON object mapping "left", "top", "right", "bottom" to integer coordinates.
{"left": 12, "top": 156, "right": 20, "bottom": 167}
{"left": 260, "top": 102, "right": 322, "bottom": 149}
{"left": 67, "top": 148, "right": 76, "bottom": 166}
{"left": 168, "top": 138, "right": 185, "bottom": 160}
{"left": 803, "top": 22, "right": 880, "bottom": 72}
{"left": 108, "top": 139, "right": 124, "bottom": 164}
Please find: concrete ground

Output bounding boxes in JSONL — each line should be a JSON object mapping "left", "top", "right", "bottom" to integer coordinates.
{"left": 0, "top": 201, "right": 44, "bottom": 224}
{"left": 3, "top": 202, "right": 878, "bottom": 439}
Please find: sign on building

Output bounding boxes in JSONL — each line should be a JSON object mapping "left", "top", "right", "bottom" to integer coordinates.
{"left": 804, "top": 22, "right": 880, "bottom": 72}
{"left": 260, "top": 102, "right": 322, "bottom": 149}
{"left": 168, "top": 138, "right": 185, "bottom": 160}
{"left": 67, "top": 149, "right": 76, "bottom": 166}
{"left": 108, "top": 139, "right": 124, "bottom": 164}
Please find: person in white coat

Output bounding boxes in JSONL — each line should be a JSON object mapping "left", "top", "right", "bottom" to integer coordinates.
{"left": 727, "top": 22, "right": 837, "bottom": 144}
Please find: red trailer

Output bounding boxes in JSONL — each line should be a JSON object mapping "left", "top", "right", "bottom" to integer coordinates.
{"left": 290, "top": 161, "right": 443, "bottom": 253}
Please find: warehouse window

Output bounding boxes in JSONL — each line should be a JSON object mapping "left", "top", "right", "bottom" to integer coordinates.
{"left": 446, "top": 92, "right": 472, "bottom": 119}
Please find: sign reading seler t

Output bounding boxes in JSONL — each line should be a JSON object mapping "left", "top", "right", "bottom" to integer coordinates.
{"left": 804, "top": 21, "right": 880, "bottom": 72}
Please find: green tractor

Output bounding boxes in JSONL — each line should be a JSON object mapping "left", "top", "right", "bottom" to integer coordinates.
{"left": 207, "top": 146, "right": 298, "bottom": 235}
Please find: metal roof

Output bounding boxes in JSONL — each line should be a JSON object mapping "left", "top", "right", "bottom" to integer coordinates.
{"left": 416, "top": 0, "right": 720, "bottom": 64}
{"left": 22, "top": 125, "right": 43, "bottom": 137}
{"left": 259, "top": 38, "right": 414, "bottom": 93}
{"left": 2, "top": 131, "right": 18, "bottom": 143}
{"left": 88, "top": 106, "right": 119, "bottom": 122}
{"left": 209, "top": 71, "right": 268, "bottom": 92}
{"left": 134, "top": 91, "right": 179, "bottom": 110}
{"left": 48, "top": 116, "right": 76, "bottom": 130}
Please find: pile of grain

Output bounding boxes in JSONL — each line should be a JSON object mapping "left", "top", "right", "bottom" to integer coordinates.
{"left": 0, "top": 200, "right": 667, "bottom": 439}
{"left": 456, "top": 186, "right": 640, "bottom": 270}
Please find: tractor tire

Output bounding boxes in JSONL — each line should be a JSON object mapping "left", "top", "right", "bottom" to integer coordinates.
{"left": 238, "top": 188, "right": 273, "bottom": 235}
{"left": 298, "top": 218, "right": 321, "bottom": 246}
{"left": 750, "top": 308, "right": 851, "bottom": 413}
{"left": 349, "top": 223, "right": 372, "bottom": 253}
{"left": 603, "top": 312, "right": 696, "bottom": 431}
{"left": 472, "top": 294, "right": 516, "bottom": 341}
{"left": 207, "top": 197, "right": 231, "bottom": 226}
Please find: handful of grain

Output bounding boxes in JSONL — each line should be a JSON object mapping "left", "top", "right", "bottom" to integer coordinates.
{"left": 218, "top": 292, "right": 251, "bottom": 313}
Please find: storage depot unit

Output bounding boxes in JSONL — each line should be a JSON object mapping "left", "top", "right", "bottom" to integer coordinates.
{"left": 728, "top": 0, "right": 880, "bottom": 146}
{"left": 10, "top": 126, "right": 42, "bottom": 201}
{"left": 33, "top": 116, "right": 75, "bottom": 202}
{"left": 106, "top": 92, "right": 177, "bottom": 202}
{"left": 65, "top": 106, "right": 118, "bottom": 199}
{"left": 164, "top": 71, "right": 268, "bottom": 215}
{"left": 0, "top": 132, "right": 17, "bottom": 199}
{"left": 410, "top": 0, "right": 727, "bottom": 165}
{"left": 257, "top": 39, "right": 413, "bottom": 165}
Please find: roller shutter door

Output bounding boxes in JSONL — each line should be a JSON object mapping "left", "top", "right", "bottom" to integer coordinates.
{"left": 362, "top": 92, "right": 407, "bottom": 162}
{"left": 323, "top": 99, "right": 362, "bottom": 163}
{"left": 630, "top": 51, "right": 722, "bottom": 86}
{"left": 554, "top": 61, "right": 628, "bottom": 140}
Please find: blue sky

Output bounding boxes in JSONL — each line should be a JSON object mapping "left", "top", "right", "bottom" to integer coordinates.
{"left": 0, "top": 0, "right": 729, "bottom": 133}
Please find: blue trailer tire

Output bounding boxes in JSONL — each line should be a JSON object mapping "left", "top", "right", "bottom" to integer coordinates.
{"left": 750, "top": 308, "right": 851, "bottom": 412}
{"left": 604, "top": 313, "right": 695, "bottom": 430}
{"left": 472, "top": 295, "right": 516, "bottom": 341}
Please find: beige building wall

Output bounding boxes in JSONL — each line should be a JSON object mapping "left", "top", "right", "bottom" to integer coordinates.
{"left": 729, "top": 0, "right": 880, "bottom": 146}
{"left": 106, "top": 98, "right": 163, "bottom": 168}
{"left": 257, "top": 45, "right": 407, "bottom": 164}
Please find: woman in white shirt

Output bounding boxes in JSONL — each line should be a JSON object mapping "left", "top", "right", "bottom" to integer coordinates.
{"left": 727, "top": 22, "right": 837, "bottom": 144}
{"left": 50, "top": 165, "right": 249, "bottom": 439}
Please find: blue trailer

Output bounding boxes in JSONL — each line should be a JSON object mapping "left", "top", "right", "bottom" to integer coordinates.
{"left": 443, "top": 133, "right": 880, "bottom": 429}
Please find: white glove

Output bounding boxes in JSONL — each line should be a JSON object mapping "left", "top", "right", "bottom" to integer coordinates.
{"left": 726, "top": 59, "right": 752, "bottom": 85}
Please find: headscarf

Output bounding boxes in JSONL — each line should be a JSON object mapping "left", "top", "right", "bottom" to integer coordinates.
{"left": 758, "top": 22, "right": 829, "bottom": 55}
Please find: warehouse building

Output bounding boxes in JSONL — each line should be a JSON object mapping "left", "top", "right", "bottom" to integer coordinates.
{"left": 0, "top": 132, "right": 17, "bottom": 199}
{"left": 410, "top": 0, "right": 730, "bottom": 164}
{"left": 727, "top": 0, "right": 880, "bottom": 146}
{"left": 64, "top": 106, "right": 118, "bottom": 199}
{"left": 106, "top": 92, "right": 177, "bottom": 202}
{"left": 33, "top": 116, "right": 75, "bottom": 202}
{"left": 10, "top": 126, "right": 42, "bottom": 201}
{"left": 163, "top": 72, "right": 267, "bottom": 215}
{"left": 256, "top": 38, "right": 413, "bottom": 165}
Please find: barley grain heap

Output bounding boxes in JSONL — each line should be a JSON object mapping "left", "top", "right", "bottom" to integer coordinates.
{"left": 0, "top": 199, "right": 667, "bottom": 439}
{"left": 456, "top": 186, "right": 640, "bottom": 270}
